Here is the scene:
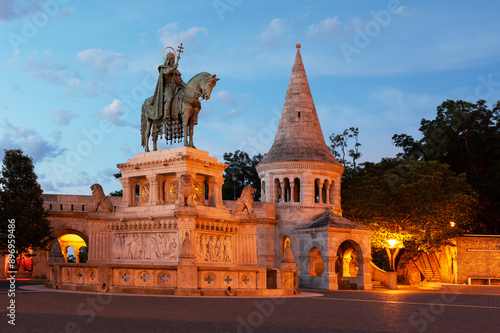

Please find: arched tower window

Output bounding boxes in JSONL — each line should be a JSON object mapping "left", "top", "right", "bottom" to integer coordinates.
{"left": 261, "top": 181, "right": 266, "bottom": 202}
{"left": 274, "top": 178, "right": 281, "bottom": 203}
{"left": 281, "top": 236, "right": 291, "bottom": 255}
{"left": 293, "top": 177, "right": 300, "bottom": 203}
{"left": 283, "top": 178, "right": 291, "bottom": 202}
{"left": 314, "top": 178, "right": 320, "bottom": 203}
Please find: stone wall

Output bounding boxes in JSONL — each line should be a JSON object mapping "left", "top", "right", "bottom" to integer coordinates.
{"left": 456, "top": 235, "right": 500, "bottom": 284}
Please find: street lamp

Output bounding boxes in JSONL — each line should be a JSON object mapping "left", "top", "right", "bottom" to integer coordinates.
{"left": 386, "top": 238, "right": 400, "bottom": 272}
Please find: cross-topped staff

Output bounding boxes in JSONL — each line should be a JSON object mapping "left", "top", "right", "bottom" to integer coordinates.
{"left": 176, "top": 43, "right": 184, "bottom": 65}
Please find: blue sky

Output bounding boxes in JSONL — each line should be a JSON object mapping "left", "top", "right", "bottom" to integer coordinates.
{"left": 1, "top": 0, "right": 499, "bottom": 195}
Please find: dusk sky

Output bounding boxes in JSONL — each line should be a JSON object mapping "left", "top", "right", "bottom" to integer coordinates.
{"left": 1, "top": 0, "right": 499, "bottom": 195}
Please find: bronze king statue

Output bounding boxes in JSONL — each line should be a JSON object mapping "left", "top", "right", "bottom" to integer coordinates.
{"left": 141, "top": 43, "right": 219, "bottom": 151}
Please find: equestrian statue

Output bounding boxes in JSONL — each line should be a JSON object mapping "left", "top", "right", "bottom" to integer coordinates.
{"left": 141, "top": 43, "right": 219, "bottom": 151}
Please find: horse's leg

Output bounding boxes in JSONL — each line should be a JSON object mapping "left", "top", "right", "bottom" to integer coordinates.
{"left": 145, "top": 118, "right": 152, "bottom": 152}
{"left": 152, "top": 121, "right": 158, "bottom": 151}
{"left": 189, "top": 117, "right": 195, "bottom": 148}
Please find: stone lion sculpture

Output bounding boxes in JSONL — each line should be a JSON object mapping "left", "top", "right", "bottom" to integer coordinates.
{"left": 232, "top": 186, "right": 255, "bottom": 214}
{"left": 178, "top": 174, "right": 197, "bottom": 206}
{"left": 90, "top": 184, "right": 113, "bottom": 212}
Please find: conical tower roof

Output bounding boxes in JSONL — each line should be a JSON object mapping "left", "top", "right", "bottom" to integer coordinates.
{"left": 260, "top": 44, "right": 340, "bottom": 165}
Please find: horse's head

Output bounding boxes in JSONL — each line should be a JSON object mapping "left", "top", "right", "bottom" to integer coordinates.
{"left": 200, "top": 74, "right": 219, "bottom": 100}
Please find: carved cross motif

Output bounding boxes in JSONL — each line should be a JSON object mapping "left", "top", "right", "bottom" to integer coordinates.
{"left": 77, "top": 271, "right": 83, "bottom": 278}
{"left": 205, "top": 275, "right": 214, "bottom": 284}
{"left": 242, "top": 276, "right": 250, "bottom": 284}
{"left": 160, "top": 274, "right": 170, "bottom": 283}
{"left": 140, "top": 273, "right": 150, "bottom": 283}
{"left": 122, "top": 273, "right": 131, "bottom": 282}
{"left": 90, "top": 271, "right": 96, "bottom": 280}
{"left": 224, "top": 275, "right": 232, "bottom": 284}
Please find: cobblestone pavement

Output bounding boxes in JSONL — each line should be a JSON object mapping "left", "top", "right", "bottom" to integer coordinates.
{"left": 1, "top": 282, "right": 499, "bottom": 333}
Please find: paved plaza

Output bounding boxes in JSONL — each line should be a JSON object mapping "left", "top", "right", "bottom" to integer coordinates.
{"left": 1, "top": 281, "right": 499, "bottom": 333}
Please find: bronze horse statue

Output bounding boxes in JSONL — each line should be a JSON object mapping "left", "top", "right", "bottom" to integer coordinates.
{"left": 141, "top": 72, "right": 219, "bottom": 151}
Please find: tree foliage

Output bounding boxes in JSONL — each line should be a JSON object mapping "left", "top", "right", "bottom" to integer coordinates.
{"left": 393, "top": 99, "right": 500, "bottom": 234}
{"left": 0, "top": 149, "right": 53, "bottom": 256}
{"left": 329, "top": 127, "right": 362, "bottom": 171}
{"left": 342, "top": 158, "right": 477, "bottom": 262}
{"left": 222, "top": 150, "right": 263, "bottom": 201}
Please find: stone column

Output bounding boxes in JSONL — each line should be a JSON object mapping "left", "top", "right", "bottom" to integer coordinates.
{"left": 342, "top": 257, "right": 351, "bottom": 277}
{"left": 323, "top": 255, "right": 339, "bottom": 290}
{"left": 326, "top": 182, "right": 332, "bottom": 204}
{"left": 120, "top": 178, "right": 132, "bottom": 207}
{"left": 362, "top": 257, "right": 374, "bottom": 290}
{"left": 290, "top": 182, "right": 295, "bottom": 202}
{"left": 147, "top": 175, "right": 160, "bottom": 205}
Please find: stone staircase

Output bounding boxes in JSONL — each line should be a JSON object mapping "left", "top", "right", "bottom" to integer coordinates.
{"left": 371, "top": 280, "right": 388, "bottom": 290}
{"left": 421, "top": 253, "right": 441, "bottom": 282}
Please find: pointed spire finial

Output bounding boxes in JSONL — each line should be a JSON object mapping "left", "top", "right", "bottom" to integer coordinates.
{"left": 296, "top": 43, "right": 301, "bottom": 49}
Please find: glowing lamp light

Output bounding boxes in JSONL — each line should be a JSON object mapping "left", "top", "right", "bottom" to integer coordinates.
{"left": 450, "top": 221, "right": 456, "bottom": 227}
{"left": 387, "top": 239, "right": 398, "bottom": 248}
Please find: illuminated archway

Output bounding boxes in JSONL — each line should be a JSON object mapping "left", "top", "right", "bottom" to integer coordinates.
{"left": 58, "top": 234, "right": 87, "bottom": 263}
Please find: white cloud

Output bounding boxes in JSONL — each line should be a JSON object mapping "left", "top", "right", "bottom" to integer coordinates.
{"left": 77, "top": 48, "right": 128, "bottom": 77}
{"left": 0, "top": 0, "right": 39, "bottom": 23}
{"left": 157, "top": 23, "right": 208, "bottom": 49}
{"left": 211, "top": 90, "right": 237, "bottom": 107}
{"left": 10, "top": 49, "right": 71, "bottom": 84}
{"left": 259, "top": 18, "right": 292, "bottom": 44}
{"left": 120, "top": 139, "right": 132, "bottom": 155}
{"left": 51, "top": 108, "right": 78, "bottom": 126}
{"left": 0, "top": 120, "right": 61, "bottom": 163}
{"left": 98, "top": 99, "right": 128, "bottom": 127}
{"left": 306, "top": 17, "right": 342, "bottom": 39}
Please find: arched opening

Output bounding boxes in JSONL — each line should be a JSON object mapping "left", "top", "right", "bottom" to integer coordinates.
{"left": 261, "top": 181, "right": 266, "bottom": 202}
{"left": 281, "top": 236, "right": 291, "bottom": 256}
{"left": 283, "top": 178, "right": 291, "bottom": 202}
{"left": 308, "top": 247, "right": 324, "bottom": 277}
{"left": 314, "top": 178, "right": 320, "bottom": 203}
{"left": 337, "top": 241, "right": 359, "bottom": 277}
{"left": 58, "top": 234, "right": 87, "bottom": 263}
{"left": 293, "top": 177, "right": 300, "bottom": 203}
{"left": 274, "top": 178, "right": 281, "bottom": 202}
{"left": 329, "top": 180, "right": 335, "bottom": 205}
{"left": 322, "top": 180, "right": 329, "bottom": 204}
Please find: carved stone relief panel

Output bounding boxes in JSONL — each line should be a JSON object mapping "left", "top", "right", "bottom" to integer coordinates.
{"left": 112, "top": 232, "right": 178, "bottom": 261}
{"left": 196, "top": 234, "right": 233, "bottom": 264}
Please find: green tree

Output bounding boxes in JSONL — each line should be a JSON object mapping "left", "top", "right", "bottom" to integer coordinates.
{"left": 0, "top": 149, "right": 53, "bottom": 258}
{"left": 109, "top": 172, "right": 123, "bottom": 196}
{"left": 222, "top": 150, "right": 263, "bottom": 201}
{"left": 329, "top": 127, "right": 362, "bottom": 171}
{"left": 342, "top": 158, "right": 477, "bottom": 268}
{"left": 393, "top": 99, "right": 500, "bottom": 234}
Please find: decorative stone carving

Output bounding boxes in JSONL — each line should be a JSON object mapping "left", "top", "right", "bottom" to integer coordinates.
{"left": 180, "top": 232, "right": 195, "bottom": 259}
{"left": 196, "top": 234, "right": 233, "bottom": 263}
{"left": 232, "top": 186, "right": 255, "bottom": 214}
{"left": 91, "top": 184, "right": 113, "bottom": 212}
{"left": 112, "top": 232, "right": 177, "bottom": 261}
{"left": 178, "top": 174, "right": 197, "bottom": 206}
